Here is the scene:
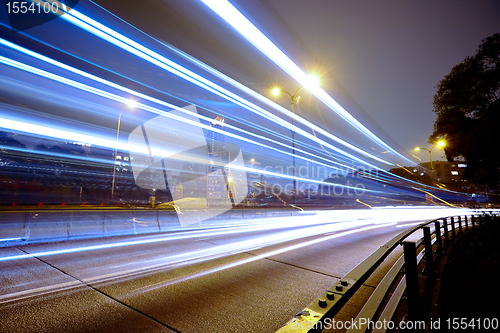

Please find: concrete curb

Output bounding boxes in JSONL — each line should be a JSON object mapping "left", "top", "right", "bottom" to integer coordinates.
{"left": 0, "top": 208, "right": 307, "bottom": 246}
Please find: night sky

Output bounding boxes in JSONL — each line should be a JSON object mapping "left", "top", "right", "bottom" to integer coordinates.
{"left": 92, "top": 0, "right": 500, "bottom": 163}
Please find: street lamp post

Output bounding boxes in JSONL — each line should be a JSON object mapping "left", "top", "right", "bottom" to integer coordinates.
{"left": 415, "top": 140, "right": 445, "bottom": 184}
{"left": 272, "top": 75, "right": 318, "bottom": 204}
{"left": 111, "top": 99, "right": 137, "bottom": 199}
{"left": 250, "top": 158, "right": 263, "bottom": 183}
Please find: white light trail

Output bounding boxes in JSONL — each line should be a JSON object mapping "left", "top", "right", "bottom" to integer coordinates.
{"left": 132, "top": 222, "right": 398, "bottom": 294}
{"left": 0, "top": 216, "right": 315, "bottom": 262}
{"left": 0, "top": 6, "right": 466, "bottom": 190}
{"left": 0, "top": 38, "right": 355, "bottom": 172}
{"left": 201, "top": 0, "right": 414, "bottom": 165}
{"left": 0, "top": 55, "right": 385, "bottom": 192}
{"left": 45, "top": 1, "right": 393, "bottom": 166}
{"left": 0, "top": 207, "right": 482, "bottom": 263}
{"left": 0, "top": 219, "right": 398, "bottom": 303}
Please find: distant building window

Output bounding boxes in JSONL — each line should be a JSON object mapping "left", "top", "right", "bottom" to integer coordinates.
{"left": 458, "top": 164, "right": 467, "bottom": 168}
{"left": 451, "top": 171, "right": 459, "bottom": 176}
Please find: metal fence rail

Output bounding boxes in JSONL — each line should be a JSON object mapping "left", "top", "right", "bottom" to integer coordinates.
{"left": 276, "top": 213, "right": 491, "bottom": 333}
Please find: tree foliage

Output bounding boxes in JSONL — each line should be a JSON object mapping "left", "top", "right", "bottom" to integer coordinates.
{"left": 431, "top": 33, "right": 500, "bottom": 186}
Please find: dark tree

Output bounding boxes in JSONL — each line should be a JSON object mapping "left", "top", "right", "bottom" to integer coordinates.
{"left": 430, "top": 33, "right": 500, "bottom": 187}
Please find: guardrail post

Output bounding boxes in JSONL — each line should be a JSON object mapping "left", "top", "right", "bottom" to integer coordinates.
{"left": 423, "top": 227, "right": 435, "bottom": 276}
{"left": 471, "top": 215, "right": 476, "bottom": 228}
{"left": 434, "top": 220, "right": 443, "bottom": 255}
{"left": 464, "top": 215, "right": 469, "bottom": 231}
{"left": 479, "top": 215, "right": 483, "bottom": 227}
{"left": 450, "top": 217, "right": 456, "bottom": 239}
{"left": 403, "top": 241, "right": 421, "bottom": 320}
{"left": 458, "top": 216, "right": 463, "bottom": 234}
{"left": 442, "top": 218, "right": 449, "bottom": 248}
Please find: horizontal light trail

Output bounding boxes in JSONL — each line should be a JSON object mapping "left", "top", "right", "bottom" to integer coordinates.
{"left": 0, "top": 56, "right": 386, "bottom": 192}
{"left": 87, "top": 0, "right": 410, "bottom": 170}
{"left": 87, "top": 1, "right": 395, "bottom": 168}
{"left": 0, "top": 280, "right": 85, "bottom": 305}
{"left": 0, "top": 44, "right": 428, "bottom": 195}
{"left": 86, "top": 208, "right": 492, "bottom": 291}
{"left": 0, "top": 38, "right": 358, "bottom": 173}
{"left": 0, "top": 215, "right": 319, "bottom": 262}
{"left": 1, "top": 206, "right": 482, "bottom": 264}
{"left": 2, "top": 208, "right": 492, "bottom": 304}
{"left": 0, "top": 115, "right": 386, "bottom": 194}
{"left": 59, "top": 3, "right": 461, "bottom": 191}
{"left": 201, "top": 0, "right": 414, "bottom": 165}
{"left": 0, "top": 210, "right": 365, "bottom": 263}
{"left": 396, "top": 222, "right": 424, "bottom": 228}
{"left": 411, "top": 187, "right": 459, "bottom": 207}
{"left": 0, "top": 142, "right": 116, "bottom": 168}
{"left": 0, "top": 7, "right": 466, "bottom": 191}
{"left": 0, "top": 219, "right": 397, "bottom": 304}
{"left": 0, "top": 237, "right": 23, "bottom": 242}
{"left": 45, "top": 1, "right": 393, "bottom": 166}
{"left": 0, "top": 40, "right": 355, "bottom": 172}
{"left": 131, "top": 222, "right": 398, "bottom": 294}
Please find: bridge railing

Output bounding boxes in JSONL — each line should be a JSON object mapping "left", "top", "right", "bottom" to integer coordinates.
{"left": 276, "top": 213, "right": 492, "bottom": 333}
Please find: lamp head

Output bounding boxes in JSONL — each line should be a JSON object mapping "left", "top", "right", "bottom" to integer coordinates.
{"left": 415, "top": 147, "right": 421, "bottom": 151}
{"left": 437, "top": 140, "right": 445, "bottom": 148}
{"left": 272, "top": 88, "right": 280, "bottom": 96}
{"left": 307, "top": 75, "right": 319, "bottom": 86}
{"left": 125, "top": 98, "right": 137, "bottom": 108}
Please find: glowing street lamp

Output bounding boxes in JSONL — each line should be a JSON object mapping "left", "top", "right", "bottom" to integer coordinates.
{"left": 272, "top": 75, "right": 318, "bottom": 203}
{"left": 414, "top": 140, "right": 446, "bottom": 183}
{"left": 111, "top": 98, "right": 137, "bottom": 199}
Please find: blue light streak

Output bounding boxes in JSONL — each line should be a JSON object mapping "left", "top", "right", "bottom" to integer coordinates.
{"left": 45, "top": 2, "right": 394, "bottom": 166}
{"left": 0, "top": 4, "right": 465, "bottom": 193}
{"left": 0, "top": 56, "right": 349, "bottom": 183}
{"left": 201, "top": 0, "right": 416, "bottom": 165}
{"left": 0, "top": 206, "right": 480, "bottom": 263}
{"left": 0, "top": 37, "right": 356, "bottom": 173}
{"left": 0, "top": 47, "right": 456, "bottom": 193}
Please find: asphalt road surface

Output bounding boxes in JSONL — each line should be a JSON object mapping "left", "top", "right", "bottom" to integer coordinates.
{"left": 0, "top": 207, "right": 475, "bottom": 332}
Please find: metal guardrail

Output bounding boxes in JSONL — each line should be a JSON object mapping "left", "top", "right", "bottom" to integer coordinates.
{"left": 276, "top": 213, "right": 489, "bottom": 333}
